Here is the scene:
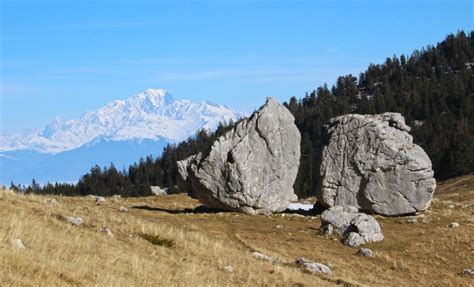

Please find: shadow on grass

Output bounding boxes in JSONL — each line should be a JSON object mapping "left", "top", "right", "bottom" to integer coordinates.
{"left": 281, "top": 201, "right": 326, "bottom": 216}
{"left": 132, "top": 205, "right": 226, "bottom": 214}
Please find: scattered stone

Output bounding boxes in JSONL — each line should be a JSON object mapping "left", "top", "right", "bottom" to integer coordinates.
{"left": 95, "top": 196, "right": 106, "bottom": 205}
{"left": 356, "top": 248, "right": 374, "bottom": 257}
{"left": 318, "top": 113, "right": 436, "bottom": 216}
{"left": 10, "top": 238, "right": 26, "bottom": 249}
{"left": 421, "top": 218, "right": 431, "bottom": 224}
{"left": 320, "top": 205, "right": 384, "bottom": 247}
{"left": 178, "top": 97, "right": 301, "bottom": 215}
{"left": 63, "top": 216, "right": 83, "bottom": 226}
{"left": 44, "top": 198, "right": 59, "bottom": 206}
{"left": 321, "top": 224, "right": 333, "bottom": 236}
{"left": 448, "top": 222, "right": 459, "bottom": 228}
{"left": 101, "top": 227, "right": 113, "bottom": 237}
{"left": 406, "top": 218, "right": 418, "bottom": 224}
{"left": 112, "top": 195, "right": 121, "bottom": 199}
{"left": 448, "top": 204, "right": 455, "bottom": 209}
{"left": 296, "top": 258, "right": 331, "bottom": 275}
{"left": 150, "top": 186, "right": 167, "bottom": 196}
{"left": 119, "top": 206, "right": 129, "bottom": 212}
{"left": 463, "top": 268, "right": 474, "bottom": 276}
{"left": 252, "top": 251, "right": 286, "bottom": 264}
{"left": 223, "top": 265, "right": 234, "bottom": 273}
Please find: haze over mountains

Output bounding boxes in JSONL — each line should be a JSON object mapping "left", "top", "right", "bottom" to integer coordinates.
{"left": 0, "top": 89, "right": 244, "bottom": 184}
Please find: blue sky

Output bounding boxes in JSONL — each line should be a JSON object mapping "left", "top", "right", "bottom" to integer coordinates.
{"left": 1, "top": 0, "right": 472, "bottom": 134}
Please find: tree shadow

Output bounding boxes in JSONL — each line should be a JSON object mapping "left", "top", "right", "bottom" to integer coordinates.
{"left": 132, "top": 205, "right": 226, "bottom": 214}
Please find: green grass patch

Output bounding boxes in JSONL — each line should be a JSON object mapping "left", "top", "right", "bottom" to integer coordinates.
{"left": 140, "top": 233, "right": 175, "bottom": 248}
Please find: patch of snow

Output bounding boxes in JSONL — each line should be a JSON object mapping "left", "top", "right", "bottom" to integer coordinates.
{"left": 288, "top": 203, "right": 314, "bottom": 211}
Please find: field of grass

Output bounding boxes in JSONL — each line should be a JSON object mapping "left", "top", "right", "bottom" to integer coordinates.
{"left": 1, "top": 175, "right": 473, "bottom": 286}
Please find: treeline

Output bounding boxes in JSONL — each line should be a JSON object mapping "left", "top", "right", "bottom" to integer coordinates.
{"left": 12, "top": 31, "right": 473, "bottom": 198}
{"left": 10, "top": 122, "right": 236, "bottom": 196}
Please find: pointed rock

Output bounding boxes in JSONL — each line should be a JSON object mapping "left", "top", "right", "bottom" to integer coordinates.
{"left": 178, "top": 97, "right": 301, "bottom": 214}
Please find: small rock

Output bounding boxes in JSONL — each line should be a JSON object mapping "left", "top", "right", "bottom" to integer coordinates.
{"left": 252, "top": 252, "right": 285, "bottom": 264}
{"left": 112, "top": 194, "right": 121, "bottom": 199}
{"left": 448, "top": 222, "right": 459, "bottom": 228}
{"left": 463, "top": 268, "right": 474, "bottom": 276}
{"left": 421, "top": 218, "right": 431, "bottom": 224}
{"left": 356, "top": 248, "right": 374, "bottom": 257}
{"left": 150, "top": 186, "right": 167, "bottom": 196}
{"left": 63, "top": 216, "right": 83, "bottom": 226}
{"left": 119, "top": 206, "right": 129, "bottom": 212}
{"left": 95, "top": 196, "right": 106, "bottom": 205}
{"left": 296, "top": 258, "right": 331, "bottom": 275}
{"left": 345, "top": 232, "right": 366, "bottom": 247}
{"left": 44, "top": 198, "right": 59, "bottom": 206}
{"left": 223, "top": 265, "right": 234, "bottom": 273}
{"left": 447, "top": 204, "right": 455, "bottom": 209}
{"left": 10, "top": 238, "right": 26, "bottom": 249}
{"left": 101, "top": 227, "right": 113, "bottom": 237}
{"left": 321, "top": 224, "right": 333, "bottom": 236}
{"left": 406, "top": 218, "right": 418, "bottom": 224}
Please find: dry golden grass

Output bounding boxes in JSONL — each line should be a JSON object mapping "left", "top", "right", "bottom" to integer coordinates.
{"left": 1, "top": 175, "right": 473, "bottom": 286}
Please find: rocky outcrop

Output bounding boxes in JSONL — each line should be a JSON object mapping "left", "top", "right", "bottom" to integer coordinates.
{"left": 178, "top": 97, "right": 301, "bottom": 214}
{"left": 321, "top": 205, "right": 384, "bottom": 247}
{"left": 318, "top": 113, "right": 436, "bottom": 216}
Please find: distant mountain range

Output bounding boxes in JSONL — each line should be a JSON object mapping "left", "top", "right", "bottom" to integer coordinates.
{"left": 0, "top": 89, "right": 244, "bottom": 185}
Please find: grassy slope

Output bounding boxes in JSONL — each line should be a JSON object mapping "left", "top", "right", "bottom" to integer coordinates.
{"left": 1, "top": 175, "right": 473, "bottom": 286}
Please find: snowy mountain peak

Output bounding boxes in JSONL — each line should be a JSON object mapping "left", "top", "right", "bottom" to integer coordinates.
{"left": 132, "top": 88, "right": 174, "bottom": 106}
{"left": 0, "top": 89, "right": 244, "bottom": 154}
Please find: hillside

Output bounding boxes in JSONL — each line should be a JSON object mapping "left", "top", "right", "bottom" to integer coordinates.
{"left": 1, "top": 175, "right": 473, "bottom": 286}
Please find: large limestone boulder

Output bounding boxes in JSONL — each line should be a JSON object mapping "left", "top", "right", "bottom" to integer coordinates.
{"left": 318, "top": 113, "right": 436, "bottom": 216}
{"left": 178, "top": 97, "right": 301, "bottom": 214}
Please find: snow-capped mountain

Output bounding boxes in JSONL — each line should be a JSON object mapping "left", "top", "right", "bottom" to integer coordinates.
{"left": 0, "top": 89, "right": 244, "bottom": 184}
{"left": 0, "top": 89, "right": 243, "bottom": 154}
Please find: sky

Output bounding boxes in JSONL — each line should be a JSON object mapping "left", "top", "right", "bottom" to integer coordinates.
{"left": 1, "top": 0, "right": 472, "bottom": 134}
